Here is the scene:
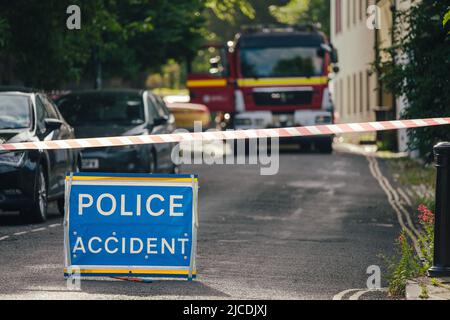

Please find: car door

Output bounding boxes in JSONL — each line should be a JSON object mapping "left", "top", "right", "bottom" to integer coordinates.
{"left": 155, "top": 96, "right": 177, "bottom": 169}
{"left": 147, "top": 93, "right": 172, "bottom": 171}
{"left": 38, "top": 94, "right": 68, "bottom": 196}
{"left": 43, "top": 95, "right": 77, "bottom": 173}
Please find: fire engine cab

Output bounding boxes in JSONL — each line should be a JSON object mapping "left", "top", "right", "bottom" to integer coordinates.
{"left": 187, "top": 25, "right": 339, "bottom": 152}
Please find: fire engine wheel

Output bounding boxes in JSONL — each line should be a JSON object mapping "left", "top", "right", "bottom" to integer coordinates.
{"left": 317, "top": 140, "right": 333, "bottom": 154}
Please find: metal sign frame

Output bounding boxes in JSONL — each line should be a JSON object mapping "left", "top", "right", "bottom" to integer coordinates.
{"left": 63, "top": 173, "right": 199, "bottom": 281}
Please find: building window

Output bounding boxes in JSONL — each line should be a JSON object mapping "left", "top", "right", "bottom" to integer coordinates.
{"left": 347, "top": 0, "right": 351, "bottom": 29}
{"left": 340, "top": 79, "right": 343, "bottom": 116}
{"left": 362, "top": 0, "right": 367, "bottom": 21}
{"left": 353, "top": 73, "right": 357, "bottom": 114}
{"left": 347, "top": 76, "right": 351, "bottom": 116}
{"left": 335, "top": 80, "right": 340, "bottom": 115}
{"left": 360, "top": 72, "right": 364, "bottom": 113}
{"left": 335, "top": 0, "right": 342, "bottom": 34}
{"left": 367, "top": 71, "right": 371, "bottom": 112}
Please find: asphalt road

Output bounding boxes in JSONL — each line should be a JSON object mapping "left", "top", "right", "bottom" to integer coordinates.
{"left": 0, "top": 148, "right": 400, "bottom": 300}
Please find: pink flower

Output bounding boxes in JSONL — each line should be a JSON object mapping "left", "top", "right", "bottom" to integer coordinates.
{"left": 418, "top": 204, "right": 434, "bottom": 224}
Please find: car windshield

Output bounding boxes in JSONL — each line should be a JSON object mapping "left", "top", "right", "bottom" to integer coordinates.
{"left": 0, "top": 94, "right": 32, "bottom": 130}
{"left": 57, "top": 94, "right": 145, "bottom": 126}
{"left": 240, "top": 47, "right": 324, "bottom": 78}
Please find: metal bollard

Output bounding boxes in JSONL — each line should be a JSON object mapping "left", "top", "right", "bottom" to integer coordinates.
{"left": 428, "top": 142, "right": 450, "bottom": 277}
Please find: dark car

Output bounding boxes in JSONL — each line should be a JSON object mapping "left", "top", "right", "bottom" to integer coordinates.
{"left": 56, "top": 90, "right": 178, "bottom": 174}
{"left": 0, "top": 88, "right": 81, "bottom": 222}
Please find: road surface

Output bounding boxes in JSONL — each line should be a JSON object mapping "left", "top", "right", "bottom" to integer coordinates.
{"left": 0, "top": 149, "right": 401, "bottom": 299}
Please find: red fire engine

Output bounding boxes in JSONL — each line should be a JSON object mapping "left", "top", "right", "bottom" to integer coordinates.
{"left": 187, "top": 25, "right": 339, "bottom": 152}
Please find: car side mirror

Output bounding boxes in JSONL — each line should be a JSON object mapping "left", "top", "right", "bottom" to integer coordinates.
{"left": 44, "top": 118, "right": 63, "bottom": 132}
{"left": 317, "top": 47, "right": 326, "bottom": 58}
{"left": 153, "top": 116, "right": 168, "bottom": 126}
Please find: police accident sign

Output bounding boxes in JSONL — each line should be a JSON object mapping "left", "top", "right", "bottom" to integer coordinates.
{"left": 63, "top": 173, "right": 198, "bottom": 280}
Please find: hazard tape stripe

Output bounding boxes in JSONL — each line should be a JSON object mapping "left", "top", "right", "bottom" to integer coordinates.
{"left": 1, "top": 117, "right": 449, "bottom": 151}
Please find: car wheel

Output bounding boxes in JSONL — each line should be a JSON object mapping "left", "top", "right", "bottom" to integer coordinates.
{"left": 149, "top": 152, "right": 157, "bottom": 174}
{"left": 299, "top": 142, "right": 311, "bottom": 153}
{"left": 172, "top": 164, "right": 180, "bottom": 174}
{"left": 317, "top": 139, "right": 333, "bottom": 154}
{"left": 57, "top": 198, "right": 65, "bottom": 216}
{"left": 20, "top": 165, "right": 48, "bottom": 223}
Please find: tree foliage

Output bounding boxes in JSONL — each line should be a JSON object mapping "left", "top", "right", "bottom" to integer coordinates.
{"left": 378, "top": 2, "right": 450, "bottom": 160}
{"left": 206, "top": 0, "right": 255, "bottom": 22}
{"left": 269, "top": 0, "right": 330, "bottom": 36}
{"left": 0, "top": 0, "right": 210, "bottom": 89}
{"left": 0, "top": 0, "right": 330, "bottom": 89}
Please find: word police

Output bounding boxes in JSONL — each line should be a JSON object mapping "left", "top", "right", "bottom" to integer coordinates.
{"left": 78, "top": 193, "right": 185, "bottom": 217}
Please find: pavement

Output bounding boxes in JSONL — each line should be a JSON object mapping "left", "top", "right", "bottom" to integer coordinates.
{"left": 0, "top": 146, "right": 402, "bottom": 299}
{"left": 406, "top": 278, "right": 450, "bottom": 300}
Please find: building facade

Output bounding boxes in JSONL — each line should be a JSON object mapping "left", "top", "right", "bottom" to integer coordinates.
{"left": 330, "top": 0, "right": 412, "bottom": 151}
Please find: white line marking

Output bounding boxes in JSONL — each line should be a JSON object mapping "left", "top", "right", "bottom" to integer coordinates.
{"left": 332, "top": 289, "right": 362, "bottom": 300}
{"left": 31, "top": 227, "right": 47, "bottom": 233}
{"left": 367, "top": 157, "right": 422, "bottom": 258}
{"left": 397, "top": 187, "right": 413, "bottom": 207}
{"left": 13, "top": 231, "right": 28, "bottom": 236}
{"left": 0, "top": 236, "right": 10, "bottom": 241}
{"left": 48, "top": 223, "right": 62, "bottom": 228}
{"left": 348, "top": 288, "right": 387, "bottom": 300}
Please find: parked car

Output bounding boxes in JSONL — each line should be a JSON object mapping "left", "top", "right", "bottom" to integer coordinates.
{"left": 56, "top": 89, "right": 178, "bottom": 174}
{"left": 166, "top": 102, "right": 211, "bottom": 131}
{"left": 0, "top": 87, "right": 81, "bottom": 222}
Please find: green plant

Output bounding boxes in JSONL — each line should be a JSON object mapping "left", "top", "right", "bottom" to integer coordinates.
{"left": 385, "top": 231, "right": 422, "bottom": 297}
{"left": 417, "top": 205, "right": 435, "bottom": 273}
{"left": 419, "top": 283, "right": 429, "bottom": 300}
{"left": 385, "top": 204, "right": 436, "bottom": 297}
{"left": 431, "top": 278, "right": 440, "bottom": 286}
{"left": 377, "top": 2, "right": 450, "bottom": 161}
{"left": 444, "top": 7, "right": 450, "bottom": 33}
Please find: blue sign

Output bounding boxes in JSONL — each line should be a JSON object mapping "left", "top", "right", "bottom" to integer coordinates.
{"left": 64, "top": 173, "right": 198, "bottom": 280}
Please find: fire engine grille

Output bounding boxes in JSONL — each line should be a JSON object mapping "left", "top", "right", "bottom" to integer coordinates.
{"left": 252, "top": 91, "right": 313, "bottom": 106}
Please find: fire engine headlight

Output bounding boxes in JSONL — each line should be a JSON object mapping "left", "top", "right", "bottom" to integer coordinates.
{"left": 0, "top": 151, "right": 26, "bottom": 167}
{"left": 315, "top": 115, "right": 332, "bottom": 125}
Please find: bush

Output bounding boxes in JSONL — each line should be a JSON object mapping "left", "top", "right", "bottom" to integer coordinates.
{"left": 378, "top": 2, "right": 450, "bottom": 161}
{"left": 385, "top": 204, "right": 435, "bottom": 297}
{"left": 385, "top": 231, "right": 422, "bottom": 297}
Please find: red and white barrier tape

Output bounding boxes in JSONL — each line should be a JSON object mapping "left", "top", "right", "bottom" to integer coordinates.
{"left": 1, "top": 118, "right": 449, "bottom": 151}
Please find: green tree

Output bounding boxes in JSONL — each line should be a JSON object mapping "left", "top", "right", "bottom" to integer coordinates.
{"left": 444, "top": 7, "right": 450, "bottom": 33}
{"left": 269, "top": 0, "right": 330, "bottom": 36}
{"left": 206, "top": 0, "right": 255, "bottom": 22}
{"left": 378, "top": 2, "right": 450, "bottom": 160}
{"left": 0, "top": 0, "right": 257, "bottom": 89}
{"left": 206, "top": 0, "right": 288, "bottom": 42}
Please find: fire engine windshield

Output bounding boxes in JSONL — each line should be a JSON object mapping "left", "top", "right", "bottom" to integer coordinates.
{"left": 240, "top": 47, "right": 324, "bottom": 78}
